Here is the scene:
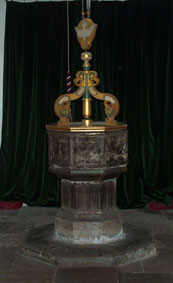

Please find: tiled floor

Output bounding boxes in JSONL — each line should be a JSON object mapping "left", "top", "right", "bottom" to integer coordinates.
{"left": 0, "top": 207, "right": 173, "bottom": 282}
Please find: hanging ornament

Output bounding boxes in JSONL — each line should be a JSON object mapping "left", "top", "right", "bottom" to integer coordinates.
{"left": 75, "top": 0, "right": 97, "bottom": 51}
{"left": 75, "top": 18, "right": 97, "bottom": 51}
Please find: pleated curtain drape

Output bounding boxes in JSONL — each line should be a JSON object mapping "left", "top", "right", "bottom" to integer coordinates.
{"left": 0, "top": 0, "right": 173, "bottom": 207}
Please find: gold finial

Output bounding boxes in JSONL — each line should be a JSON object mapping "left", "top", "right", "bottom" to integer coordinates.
{"left": 81, "top": 52, "right": 92, "bottom": 68}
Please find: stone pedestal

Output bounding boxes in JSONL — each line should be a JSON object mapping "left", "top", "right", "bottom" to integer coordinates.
{"left": 22, "top": 123, "right": 156, "bottom": 267}
{"left": 56, "top": 179, "right": 122, "bottom": 244}
{"left": 47, "top": 125, "right": 128, "bottom": 244}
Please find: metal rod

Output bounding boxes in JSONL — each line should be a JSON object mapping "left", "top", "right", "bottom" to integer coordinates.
{"left": 67, "top": 0, "right": 70, "bottom": 72}
{"left": 81, "top": 0, "right": 85, "bottom": 18}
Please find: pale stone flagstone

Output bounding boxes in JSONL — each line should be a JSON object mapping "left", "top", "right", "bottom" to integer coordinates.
{"left": 0, "top": 207, "right": 173, "bottom": 282}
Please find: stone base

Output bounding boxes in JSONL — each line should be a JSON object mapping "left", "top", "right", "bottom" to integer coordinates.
{"left": 55, "top": 210, "right": 122, "bottom": 244}
{"left": 22, "top": 222, "right": 156, "bottom": 267}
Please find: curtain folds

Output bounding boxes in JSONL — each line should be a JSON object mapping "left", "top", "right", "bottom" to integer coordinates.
{"left": 0, "top": 0, "right": 173, "bottom": 207}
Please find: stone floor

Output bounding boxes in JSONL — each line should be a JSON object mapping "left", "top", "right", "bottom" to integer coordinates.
{"left": 0, "top": 206, "right": 173, "bottom": 282}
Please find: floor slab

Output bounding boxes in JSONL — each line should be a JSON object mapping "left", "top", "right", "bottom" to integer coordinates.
{"left": 153, "top": 234, "right": 173, "bottom": 249}
{"left": 0, "top": 209, "right": 20, "bottom": 216}
{"left": 118, "top": 261, "right": 143, "bottom": 273}
{"left": 12, "top": 255, "right": 56, "bottom": 271}
{"left": 0, "top": 207, "right": 173, "bottom": 282}
{"left": 0, "top": 270, "right": 55, "bottom": 283}
{"left": 165, "top": 210, "right": 173, "bottom": 221}
{"left": 142, "top": 248, "right": 173, "bottom": 273}
{"left": 17, "top": 207, "right": 57, "bottom": 218}
{"left": 0, "top": 247, "right": 20, "bottom": 270}
{"left": 121, "top": 209, "right": 166, "bottom": 224}
{"left": 0, "top": 234, "right": 26, "bottom": 247}
{"left": 119, "top": 272, "right": 173, "bottom": 283}
{"left": 0, "top": 221, "right": 33, "bottom": 234}
{"left": 152, "top": 220, "right": 173, "bottom": 235}
{"left": 54, "top": 267, "right": 119, "bottom": 283}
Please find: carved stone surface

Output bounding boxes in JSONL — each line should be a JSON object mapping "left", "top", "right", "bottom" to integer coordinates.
{"left": 48, "top": 132, "right": 70, "bottom": 166}
{"left": 47, "top": 130, "right": 128, "bottom": 180}
{"left": 105, "top": 132, "right": 128, "bottom": 166}
{"left": 46, "top": 129, "right": 128, "bottom": 243}
{"left": 71, "top": 136, "right": 103, "bottom": 167}
{"left": 61, "top": 179, "right": 117, "bottom": 214}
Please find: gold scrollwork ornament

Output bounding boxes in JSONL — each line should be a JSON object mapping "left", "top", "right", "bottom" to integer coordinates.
{"left": 74, "top": 71, "right": 85, "bottom": 87}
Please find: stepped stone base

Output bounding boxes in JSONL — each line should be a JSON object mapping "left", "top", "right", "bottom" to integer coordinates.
{"left": 55, "top": 210, "right": 122, "bottom": 244}
{"left": 32, "top": 127, "right": 157, "bottom": 267}
{"left": 22, "top": 222, "right": 156, "bottom": 267}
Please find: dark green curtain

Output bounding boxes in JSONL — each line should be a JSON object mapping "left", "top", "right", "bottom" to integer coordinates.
{"left": 0, "top": 0, "right": 173, "bottom": 207}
